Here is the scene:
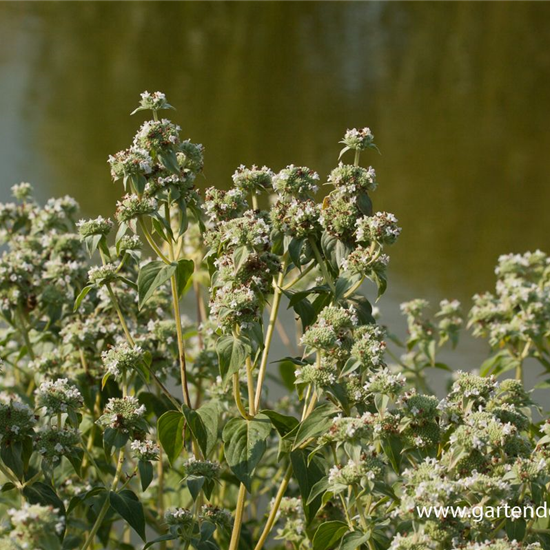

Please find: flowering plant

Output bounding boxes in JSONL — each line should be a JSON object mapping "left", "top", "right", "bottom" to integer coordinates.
{"left": 0, "top": 91, "right": 549, "bottom": 550}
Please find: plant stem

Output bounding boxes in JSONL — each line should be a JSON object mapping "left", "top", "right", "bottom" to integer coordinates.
{"left": 106, "top": 285, "right": 134, "bottom": 346}
{"left": 164, "top": 200, "right": 193, "bottom": 409}
{"left": 228, "top": 483, "right": 248, "bottom": 550}
{"left": 253, "top": 465, "right": 292, "bottom": 550}
{"left": 246, "top": 357, "right": 256, "bottom": 416}
{"left": 253, "top": 256, "right": 288, "bottom": 412}
{"left": 0, "top": 462, "right": 22, "bottom": 488}
{"left": 233, "top": 374, "right": 253, "bottom": 421}
{"left": 340, "top": 493, "right": 354, "bottom": 529}
{"left": 81, "top": 448, "right": 126, "bottom": 550}
{"left": 343, "top": 276, "right": 366, "bottom": 299}
{"left": 281, "top": 262, "right": 315, "bottom": 291}
{"left": 138, "top": 218, "right": 171, "bottom": 264}
{"left": 253, "top": 388, "right": 318, "bottom": 550}
{"left": 170, "top": 273, "right": 192, "bottom": 408}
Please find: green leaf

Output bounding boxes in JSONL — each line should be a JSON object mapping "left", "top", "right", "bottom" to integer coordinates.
{"left": 312, "top": 520, "right": 348, "bottom": 549}
{"left": 157, "top": 411, "right": 185, "bottom": 465}
{"left": 23, "top": 482, "right": 66, "bottom": 517}
{"left": 182, "top": 405, "right": 209, "bottom": 458}
{"left": 158, "top": 149, "right": 180, "bottom": 174}
{"left": 73, "top": 285, "right": 93, "bottom": 312}
{"left": 356, "top": 191, "right": 373, "bottom": 217}
{"left": 137, "top": 261, "right": 177, "bottom": 309}
{"left": 186, "top": 475, "right": 205, "bottom": 501}
{"left": 109, "top": 490, "right": 146, "bottom": 541}
{"left": 291, "top": 297, "right": 317, "bottom": 329}
{"left": 143, "top": 534, "right": 178, "bottom": 550}
{"left": 197, "top": 401, "right": 220, "bottom": 457}
{"left": 339, "top": 531, "right": 370, "bottom": 550}
{"left": 222, "top": 414, "right": 272, "bottom": 492}
{"left": 290, "top": 449, "right": 326, "bottom": 524}
{"left": 261, "top": 410, "right": 299, "bottom": 437}
{"left": 175, "top": 259, "right": 194, "bottom": 298}
{"left": 320, "top": 233, "right": 352, "bottom": 272}
{"left": 103, "top": 428, "right": 129, "bottom": 457}
{"left": 138, "top": 460, "right": 154, "bottom": 491}
{"left": 278, "top": 358, "right": 297, "bottom": 391}
{"left": 1, "top": 482, "right": 16, "bottom": 493}
{"left": 0, "top": 441, "right": 24, "bottom": 479}
{"left": 67, "top": 487, "right": 106, "bottom": 514}
{"left": 380, "top": 435, "right": 403, "bottom": 474}
{"left": 291, "top": 403, "right": 338, "bottom": 450}
{"left": 216, "top": 335, "right": 249, "bottom": 383}
{"left": 505, "top": 517, "right": 526, "bottom": 542}
{"left": 307, "top": 476, "right": 330, "bottom": 505}
{"left": 288, "top": 237, "right": 305, "bottom": 268}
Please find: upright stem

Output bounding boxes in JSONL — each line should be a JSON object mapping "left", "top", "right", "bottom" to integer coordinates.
{"left": 80, "top": 448, "right": 126, "bottom": 550}
{"left": 138, "top": 218, "right": 170, "bottom": 264}
{"left": 253, "top": 388, "right": 318, "bottom": 550}
{"left": 107, "top": 285, "right": 134, "bottom": 346}
{"left": 228, "top": 483, "right": 248, "bottom": 550}
{"left": 253, "top": 465, "right": 292, "bottom": 550}
{"left": 233, "top": 374, "right": 253, "bottom": 421}
{"left": 254, "top": 257, "right": 288, "bottom": 412}
{"left": 246, "top": 357, "right": 256, "bottom": 416}
{"left": 164, "top": 203, "right": 192, "bottom": 409}
{"left": 169, "top": 274, "right": 192, "bottom": 408}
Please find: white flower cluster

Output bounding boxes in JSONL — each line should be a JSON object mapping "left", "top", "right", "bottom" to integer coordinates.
{"left": 3, "top": 503, "right": 65, "bottom": 548}
{"left": 470, "top": 250, "right": 550, "bottom": 348}
{"left": 130, "top": 439, "right": 160, "bottom": 461}
{"left": 102, "top": 342, "right": 144, "bottom": 378}
{"left": 36, "top": 378, "right": 83, "bottom": 415}
{"left": 97, "top": 396, "right": 147, "bottom": 433}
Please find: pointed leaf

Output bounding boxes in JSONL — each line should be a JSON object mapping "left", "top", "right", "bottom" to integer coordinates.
{"left": 222, "top": 414, "right": 272, "bottom": 492}
{"left": 109, "top": 490, "right": 146, "bottom": 541}
{"left": 137, "top": 261, "right": 177, "bottom": 309}
{"left": 157, "top": 411, "right": 185, "bottom": 465}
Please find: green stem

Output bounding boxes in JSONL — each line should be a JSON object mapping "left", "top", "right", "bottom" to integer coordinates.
{"left": 246, "top": 357, "right": 256, "bottom": 416}
{"left": 228, "top": 483, "right": 248, "bottom": 550}
{"left": 80, "top": 448, "right": 126, "bottom": 550}
{"left": 340, "top": 493, "right": 354, "bottom": 529}
{"left": 253, "top": 465, "right": 292, "bottom": 550}
{"left": 233, "top": 374, "right": 253, "bottom": 421}
{"left": 343, "top": 276, "right": 366, "bottom": 299}
{"left": 138, "top": 218, "right": 170, "bottom": 264}
{"left": 253, "top": 388, "right": 318, "bottom": 550}
{"left": 106, "top": 285, "right": 134, "bottom": 346}
{"left": 281, "top": 262, "right": 315, "bottom": 291}
{"left": 253, "top": 256, "right": 288, "bottom": 412}
{"left": 0, "top": 462, "right": 22, "bottom": 488}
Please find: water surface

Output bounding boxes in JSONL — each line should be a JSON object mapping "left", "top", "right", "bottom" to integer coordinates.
{"left": 2, "top": 2, "right": 550, "bottom": 378}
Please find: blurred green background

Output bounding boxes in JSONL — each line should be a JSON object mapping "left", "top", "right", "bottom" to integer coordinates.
{"left": 1, "top": 1, "right": 549, "bottom": 371}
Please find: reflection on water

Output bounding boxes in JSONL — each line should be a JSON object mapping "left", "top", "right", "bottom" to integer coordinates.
{"left": 1, "top": 1, "right": 550, "bottom": 377}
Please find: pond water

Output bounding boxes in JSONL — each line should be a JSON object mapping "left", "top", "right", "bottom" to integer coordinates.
{"left": 1, "top": 2, "right": 550, "bottom": 382}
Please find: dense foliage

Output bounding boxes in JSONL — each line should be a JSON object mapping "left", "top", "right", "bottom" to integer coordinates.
{"left": 0, "top": 92, "right": 550, "bottom": 550}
